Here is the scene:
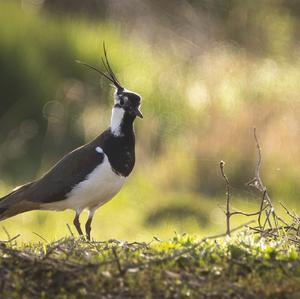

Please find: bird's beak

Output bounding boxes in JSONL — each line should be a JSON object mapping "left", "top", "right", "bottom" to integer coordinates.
{"left": 134, "top": 107, "right": 143, "bottom": 118}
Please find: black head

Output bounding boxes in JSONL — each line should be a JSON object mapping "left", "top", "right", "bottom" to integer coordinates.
{"left": 114, "top": 89, "right": 143, "bottom": 118}
{"left": 77, "top": 43, "right": 143, "bottom": 118}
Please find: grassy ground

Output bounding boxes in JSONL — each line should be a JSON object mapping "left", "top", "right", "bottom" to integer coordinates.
{"left": 1, "top": 2, "right": 300, "bottom": 242}
{"left": 1, "top": 233, "right": 300, "bottom": 299}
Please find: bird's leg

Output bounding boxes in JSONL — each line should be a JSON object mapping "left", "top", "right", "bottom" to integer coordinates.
{"left": 85, "top": 209, "right": 95, "bottom": 241}
{"left": 73, "top": 212, "right": 83, "bottom": 237}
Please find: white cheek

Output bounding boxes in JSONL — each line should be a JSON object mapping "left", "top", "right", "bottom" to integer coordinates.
{"left": 111, "top": 107, "right": 125, "bottom": 136}
{"left": 114, "top": 94, "right": 119, "bottom": 104}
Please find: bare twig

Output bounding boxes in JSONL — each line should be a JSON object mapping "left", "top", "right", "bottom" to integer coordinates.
{"left": 246, "top": 128, "right": 279, "bottom": 231}
{"left": 249, "top": 227, "right": 300, "bottom": 244}
{"left": 258, "top": 190, "right": 267, "bottom": 229}
{"left": 33, "top": 232, "right": 48, "bottom": 243}
{"left": 220, "top": 160, "right": 259, "bottom": 237}
{"left": 2, "top": 226, "right": 11, "bottom": 242}
{"left": 230, "top": 208, "right": 267, "bottom": 217}
{"left": 66, "top": 223, "right": 74, "bottom": 238}
{"left": 112, "top": 246, "right": 125, "bottom": 275}
{"left": 220, "top": 161, "right": 231, "bottom": 236}
{"left": 265, "top": 209, "right": 272, "bottom": 230}
{"left": 280, "top": 202, "right": 300, "bottom": 223}
{"left": 0, "top": 233, "right": 21, "bottom": 245}
{"left": 218, "top": 128, "right": 298, "bottom": 242}
{"left": 242, "top": 128, "right": 300, "bottom": 240}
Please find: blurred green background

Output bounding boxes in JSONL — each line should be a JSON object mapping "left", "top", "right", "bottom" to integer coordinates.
{"left": 0, "top": 0, "right": 300, "bottom": 242}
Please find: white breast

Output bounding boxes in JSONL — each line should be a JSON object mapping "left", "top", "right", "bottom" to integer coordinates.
{"left": 42, "top": 154, "right": 127, "bottom": 212}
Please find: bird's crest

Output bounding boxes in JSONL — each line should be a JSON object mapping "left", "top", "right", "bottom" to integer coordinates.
{"left": 76, "top": 42, "right": 124, "bottom": 92}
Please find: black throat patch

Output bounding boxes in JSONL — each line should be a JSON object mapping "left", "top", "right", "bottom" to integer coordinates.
{"left": 94, "top": 118, "right": 135, "bottom": 177}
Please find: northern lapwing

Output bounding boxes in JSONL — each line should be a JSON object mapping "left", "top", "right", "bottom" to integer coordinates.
{"left": 0, "top": 44, "right": 143, "bottom": 240}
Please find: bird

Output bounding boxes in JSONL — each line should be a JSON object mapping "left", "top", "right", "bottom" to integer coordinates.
{"left": 0, "top": 44, "right": 143, "bottom": 241}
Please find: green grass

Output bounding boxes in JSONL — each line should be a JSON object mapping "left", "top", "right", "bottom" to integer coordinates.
{"left": 1, "top": 233, "right": 300, "bottom": 298}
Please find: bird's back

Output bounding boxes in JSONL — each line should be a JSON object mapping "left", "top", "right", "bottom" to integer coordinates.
{"left": 0, "top": 127, "right": 135, "bottom": 219}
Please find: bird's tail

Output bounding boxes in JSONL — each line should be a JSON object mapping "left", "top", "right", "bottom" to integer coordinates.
{"left": 0, "top": 193, "right": 16, "bottom": 221}
{"left": 0, "top": 207, "right": 8, "bottom": 221}
{"left": 0, "top": 200, "right": 33, "bottom": 221}
{"left": 0, "top": 183, "right": 34, "bottom": 221}
{"left": 0, "top": 191, "right": 15, "bottom": 220}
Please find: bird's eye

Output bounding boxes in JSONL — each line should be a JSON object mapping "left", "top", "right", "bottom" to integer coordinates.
{"left": 119, "top": 98, "right": 124, "bottom": 105}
